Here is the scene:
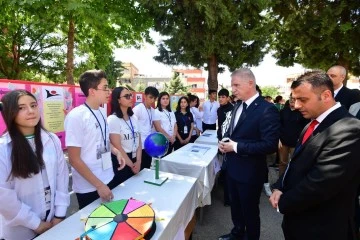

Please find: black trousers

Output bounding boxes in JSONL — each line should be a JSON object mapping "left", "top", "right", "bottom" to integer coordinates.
{"left": 110, "top": 153, "right": 135, "bottom": 189}
{"left": 227, "top": 174, "right": 263, "bottom": 240}
{"left": 202, "top": 122, "right": 216, "bottom": 132}
{"left": 141, "top": 149, "right": 152, "bottom": 170}
{"left": 190, "top": 134, "right": 198, "bottom": 143}
{"left": 76, "top": 181, "right": 115, "bottom": 210}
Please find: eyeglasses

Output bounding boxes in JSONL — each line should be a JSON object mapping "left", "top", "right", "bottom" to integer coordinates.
{"left": 95, "top": 86, "right": 110, "bottom": 92}
{"left": 120, "top": 94, "right": 133, "bottom": 100}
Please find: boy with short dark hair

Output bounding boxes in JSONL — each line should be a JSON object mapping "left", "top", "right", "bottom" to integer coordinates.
{"left": 64, "top": 70, "right": 126, "bottom": 209}
{"left": 217, "top": 88, "right": 233, "bottom": 206}
{"left": 133, "top": 86, "right": 159, "bottom": 169}
{"left": 202, "top": 89, "right": 220, "bottom": 131}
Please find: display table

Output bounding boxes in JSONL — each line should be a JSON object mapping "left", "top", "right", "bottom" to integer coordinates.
{"left": 194, "top": 129, "right": 219, "bottom": 146}
{"left": 34, "top": 169, "right": 199, "bottom": 240}
{"left": 160, "top": 143, "right": 219, "bottom": 206}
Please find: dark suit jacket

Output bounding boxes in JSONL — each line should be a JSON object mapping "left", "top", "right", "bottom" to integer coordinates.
{"left": 274, "top": 106, "right": 360, "bottom": 240}
{"left": 335, "top": 86, "right": 360, "bottom": 110}
{"left": 224, "top": 96, "right": 280, "bottom": 185}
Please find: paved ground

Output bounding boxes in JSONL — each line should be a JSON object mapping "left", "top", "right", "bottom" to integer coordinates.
{"left": 191, "top": 153, "right": 284, "bottom": 240}
{"left": 65, "top": 153, "right": 284, "bottom": 239}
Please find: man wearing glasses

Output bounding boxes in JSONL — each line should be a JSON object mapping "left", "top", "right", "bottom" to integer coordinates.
{"left": 64, "top": 70, "right": 126, "bottom": 209}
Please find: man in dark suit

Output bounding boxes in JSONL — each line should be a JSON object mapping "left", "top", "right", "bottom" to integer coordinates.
{"left": 270, "top": 71, "right": 360, "bottom": 240}
{"left": 218, "top": 68, "right": 280, "bottom": 240}
{"left": 327, "top": 65, "right": 360, "bottom": 110}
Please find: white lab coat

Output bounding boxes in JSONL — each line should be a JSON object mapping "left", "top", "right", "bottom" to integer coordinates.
{"left": 0, "top": 130, "right": 70, "bottom": 240}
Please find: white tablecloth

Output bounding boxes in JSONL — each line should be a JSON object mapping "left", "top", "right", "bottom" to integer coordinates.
{"left": 194, "top": 129, "right": 219, "bottom": 146}
{"left": 34, "top": 169, "right": 199, "bottom": 240}
{"left": 160, "top": 143, "right": 219, "bottom": 206}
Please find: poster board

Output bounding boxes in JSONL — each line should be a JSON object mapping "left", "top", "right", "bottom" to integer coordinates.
{"left": 0, "top": 79, "right": 85, "bottom": 148}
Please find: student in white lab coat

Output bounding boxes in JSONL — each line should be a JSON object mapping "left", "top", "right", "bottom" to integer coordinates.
{"left": 0, "top": 90, "right": 70, "bottom": 240}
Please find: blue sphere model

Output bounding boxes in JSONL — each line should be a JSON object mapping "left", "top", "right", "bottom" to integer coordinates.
{"left": 144, "top": 132, "right": 169, "bottom": 158}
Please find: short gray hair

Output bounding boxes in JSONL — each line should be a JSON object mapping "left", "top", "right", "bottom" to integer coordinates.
{"left": 231, "top": 68, "right": 256, "bottom": 83}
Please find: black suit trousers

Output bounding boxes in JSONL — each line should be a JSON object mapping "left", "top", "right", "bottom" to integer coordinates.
{"left": 227, "top": 174, "right": 263, "bottom": 240}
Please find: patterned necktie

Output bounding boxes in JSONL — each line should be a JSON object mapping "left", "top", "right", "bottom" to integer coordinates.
{"left": 233, "top": 102, "right": 247, "bottom": 131}
{"left": 302, "top": 120, "right": 319, "bottom": 144}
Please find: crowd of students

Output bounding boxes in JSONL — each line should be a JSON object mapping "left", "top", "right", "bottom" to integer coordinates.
{"left": 1, "top": 65, "right": 360, "bottom": 240}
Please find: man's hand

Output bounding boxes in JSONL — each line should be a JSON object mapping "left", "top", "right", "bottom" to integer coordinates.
{"left": 170, "top": 135, "right": 176, "bottom": 144}
{"left": 116, "top": 152, "right": 126, "bottom": 170}
{"left": 218, "top": 139, "right": 236, "bottom": 153}
{"left": 96, "top": 183, "right": 113, "bottom": 202}
{"left": 269, "top": 189, "right": 283, "bottom": 209}
{"left": 34, "top": 221, "right": 52, "bottom": 234}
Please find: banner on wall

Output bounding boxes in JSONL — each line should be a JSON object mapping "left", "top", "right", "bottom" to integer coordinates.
{"left": 1, "top": 80, "right": 187, "bottom": 148}
{"left": 0, "top": 79, "right": 84, "bottom": 148}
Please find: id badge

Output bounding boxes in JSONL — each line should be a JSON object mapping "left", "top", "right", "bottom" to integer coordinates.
{"left": 132, "top": 145, "right": 137, "bottom": 159}
{"left": 44, "top": 187, "right": 51, "bottom": 210}
{"left": 102, "top": 151, "right": 112, "bottom": 170}
{"left": 184, "top": 126, "right": 188, "bottom": 134}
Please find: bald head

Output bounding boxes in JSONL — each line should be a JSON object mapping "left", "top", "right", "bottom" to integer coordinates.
{"left": 327, "top": 65, "right": 347, "bottom": 90}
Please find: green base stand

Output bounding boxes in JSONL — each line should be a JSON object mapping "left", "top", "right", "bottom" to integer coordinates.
{"left": 144, "top": 177, "right": 169, "bottom": 186}
{"left": 144, "top": 158, "right": 168, "bottom": 186}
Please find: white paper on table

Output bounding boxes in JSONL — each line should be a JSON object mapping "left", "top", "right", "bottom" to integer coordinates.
{"left": 189, "top": 145, "right": 210, "bottom": 155}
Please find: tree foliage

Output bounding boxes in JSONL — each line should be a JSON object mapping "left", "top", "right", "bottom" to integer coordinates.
{"left": 271, "top": 0, "right": 360, "bottom": 77}
{"left": 0, "top": 0, "right": 153, "bottom": 84}
{"left": 104, "top": 56, "right": 124, "bottom": 89}
{"left": 140, "top": 0, "right": 273, "bottom": 90}
{"left": 163, "top": 72, "right": 189, "bottom": 95}
{"left": 260, "top": 85, "right": 280, "bottom": 98}
{"left": 0, "top": 1, "right": 65, "bottom": 79}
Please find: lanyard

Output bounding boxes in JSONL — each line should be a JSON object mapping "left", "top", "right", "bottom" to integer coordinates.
{"left": 143, "top": 103, "right": 152, "bottom": 127}
{"left": 123, "top": 117, "right": 136, "bottom": 145}
{"left": 163, "top": 110, "right": 172, "bottom": 126}
{"left": 181, "top": 113, "right": 188, "bottom": 125}
{"left": 210, "top": 101, "right": 214, "bottom": 112}
{"left": 84, "top": 103, "right": 107, "bottom": 150}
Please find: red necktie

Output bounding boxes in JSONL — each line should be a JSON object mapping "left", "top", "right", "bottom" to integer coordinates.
{"left": 302, "top": 120, "right": 319, "bottom": 144}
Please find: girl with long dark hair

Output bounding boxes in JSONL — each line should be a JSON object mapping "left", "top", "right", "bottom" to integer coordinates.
{"left": 0, "top": 90, "right": 69, "bottom": 240}
{"left": 188, "top": 94, "right": 203, "bottom": 142}
{"left": 108, "top": 87, "right": 142, "bottom": 187}
{"left": 174, "top": 96, "right": 194, "bottom": 150}
{"left": 153, "top": 92, "right": 177, "bottom": 156}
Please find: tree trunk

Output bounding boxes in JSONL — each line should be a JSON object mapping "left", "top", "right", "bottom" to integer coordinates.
{"left": 66, "top": 17, "right": 75, "bottom": 85}
{"left": 207, "top": 54, "right": 218, "bottom": 91}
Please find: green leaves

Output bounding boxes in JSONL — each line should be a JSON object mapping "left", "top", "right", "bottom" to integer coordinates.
{"left": 271, "top": 0, "right": 360, "bottom": 76}
{"left": 140, "top": 0, "right": 273, "bottom": 88}
{"left": 0, "top": 0, "right": 153, "bottom": 83}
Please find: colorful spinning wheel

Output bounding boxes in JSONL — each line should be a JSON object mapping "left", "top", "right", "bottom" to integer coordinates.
{"left": 83, "top": 199, "right": 156, "bottom": 240}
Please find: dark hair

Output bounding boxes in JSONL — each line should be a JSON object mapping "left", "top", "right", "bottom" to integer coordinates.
{"left": 157, "top": 92, "right": 171, "bottom": 112}
{"left": 110, "top": 87, "right": 134, "bottom": 118}
{"left": 208, "top": 89, "right": 217, "bottom": 95}
{"left": 218, "top": 89, "right": 229, "bottom": 97}
{"left": 176, "top": 96, "right": 190, "bottom": 113}
{"left": 188, "top": 94, "right": 200, "bottom": 108}
{"left": 274, "top": 95, "right": 283, "bottom": 103}
{"left": 79, "top": 69, "right": 107, "bottom": 97}
{"left": 291, "top": 71, "right": 334, "bottom": 97}
{"left": 1, "top": 90, "right": 45, "bottom": 179}
{"left": 144, "top": 86, "right": 159, "bottom": 98}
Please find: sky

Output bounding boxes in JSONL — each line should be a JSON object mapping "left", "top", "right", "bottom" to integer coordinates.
{"left": 114, "top": 32, "right": 306, "bottom": 87}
